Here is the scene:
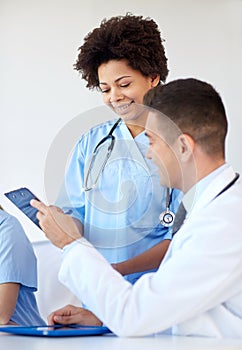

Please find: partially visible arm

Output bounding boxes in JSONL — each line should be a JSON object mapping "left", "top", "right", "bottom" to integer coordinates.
{"left": 0, "top": 283, "right": 20, "bottom": 324}
{"left": 112, "top": 239, "right": 170, "bottom": 275}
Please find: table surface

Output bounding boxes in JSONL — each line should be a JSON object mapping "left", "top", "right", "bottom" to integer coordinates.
{"left": 1, "top": 332, "right": 242, "bottom": 350}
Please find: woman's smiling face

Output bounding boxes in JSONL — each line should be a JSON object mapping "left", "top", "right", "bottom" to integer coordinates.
{"left": 98, "top": 59, "right": 160, "bottom": 122}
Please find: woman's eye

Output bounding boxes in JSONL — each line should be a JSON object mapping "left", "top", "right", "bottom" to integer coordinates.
{"left": 120, "top": 83, "right": 130, "bottom": 88}
{"left": 100, "top": 82, "right": 130, "bottom": 93}
{"left": 101, "top": 89, "right": 110, "bottom": 94}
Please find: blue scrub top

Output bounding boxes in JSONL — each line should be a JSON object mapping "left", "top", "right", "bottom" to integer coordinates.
{"left": 58, "top": 119, "right": 180, "bottom": 283}
{"left": 0, "top": 210, "right": 44, "bottom": 325}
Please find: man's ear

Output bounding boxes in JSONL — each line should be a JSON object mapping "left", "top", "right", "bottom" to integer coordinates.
{"left": 178, "top": 133, "right": 195, "bottom": 161}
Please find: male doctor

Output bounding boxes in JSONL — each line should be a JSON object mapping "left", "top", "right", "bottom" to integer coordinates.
{"left": 31, "top": 78, "right": 242, "bottom": 338}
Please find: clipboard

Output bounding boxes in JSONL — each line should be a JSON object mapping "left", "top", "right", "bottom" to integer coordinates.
{"left": 4, "top": 187, "right": 41, "bottom": 228}
{"left": 0, "top": 324, "right": 111, "bottom": 337}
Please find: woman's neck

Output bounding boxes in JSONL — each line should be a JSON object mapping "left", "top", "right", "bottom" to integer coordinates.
{"left": 124, "top": 112, "right": 148, "bottom": 138}
{"left": 126, "top": 123, "right": 145, "bottom": 138}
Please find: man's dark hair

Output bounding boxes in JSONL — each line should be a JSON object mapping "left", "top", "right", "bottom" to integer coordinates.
{"left": 144, "top": 78, "right": 228, "bottom": 157}
{"left": 74, "top": 13, "right": 168, "bottom": 89}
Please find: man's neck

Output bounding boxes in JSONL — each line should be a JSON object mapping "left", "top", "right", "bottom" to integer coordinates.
{"left": 183, "top": 157, "right": 226, "bottom": 194}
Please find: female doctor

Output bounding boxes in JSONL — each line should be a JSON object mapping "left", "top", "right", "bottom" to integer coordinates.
{"left": 57, "top": 14, "right": 180, "bottom": 283}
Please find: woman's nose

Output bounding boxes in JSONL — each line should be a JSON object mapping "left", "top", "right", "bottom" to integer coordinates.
{"left": 109, "top": 88, "right": 124, "bottom": 103}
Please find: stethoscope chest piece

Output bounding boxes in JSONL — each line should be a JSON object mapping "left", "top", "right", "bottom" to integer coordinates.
{"left": 159, "top": 209, "right": 175, "bottom": 227}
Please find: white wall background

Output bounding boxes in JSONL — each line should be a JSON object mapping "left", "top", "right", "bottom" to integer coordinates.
{"left": 1, "top": 0, "right": 242, "bottom": 241}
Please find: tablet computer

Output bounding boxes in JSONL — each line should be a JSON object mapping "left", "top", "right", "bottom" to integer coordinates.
{"left": 0, "top": 324, "right": 111, "bottom": 337}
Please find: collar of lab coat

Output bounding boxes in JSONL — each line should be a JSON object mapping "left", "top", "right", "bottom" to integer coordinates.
{"left": 184, "top": 164, "right": 236, "bottom": 218}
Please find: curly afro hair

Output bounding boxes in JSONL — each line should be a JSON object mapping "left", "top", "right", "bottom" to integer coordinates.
{"left": 74, "top": 14, "right": 169, "bottom": 89}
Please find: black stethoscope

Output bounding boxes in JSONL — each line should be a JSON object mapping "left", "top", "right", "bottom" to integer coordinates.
{"left": 214, "top": 172, "right": 240, "bottom": 198}
{"left": 83, "top": 118, "right": 122, "bottom": 191}
{"left": 159, "top": 172, "right": 240, "bottom": 227}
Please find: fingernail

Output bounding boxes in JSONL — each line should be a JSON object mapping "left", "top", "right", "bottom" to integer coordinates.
{"left": 55, "top": 316, "right": 62, "bottom": 321}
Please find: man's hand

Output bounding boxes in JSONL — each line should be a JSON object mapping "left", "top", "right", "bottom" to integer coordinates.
{"left": 47, "top": 305, "right": 102, "bottom": 326}
{"left": 30, "top": 199, "right": 83, "bottom": 249}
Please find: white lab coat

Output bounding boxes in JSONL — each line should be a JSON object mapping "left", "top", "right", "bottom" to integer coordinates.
{"left": 59, "top": 165, "right": 242, "bottom": 338}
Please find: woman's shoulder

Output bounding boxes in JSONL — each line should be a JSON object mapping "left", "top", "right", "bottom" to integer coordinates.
{"left": 75, "top": 118, "right": 120, "bottom": 150}
{"left": 81, "top": 118, "right": 119, "bottom": 140}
